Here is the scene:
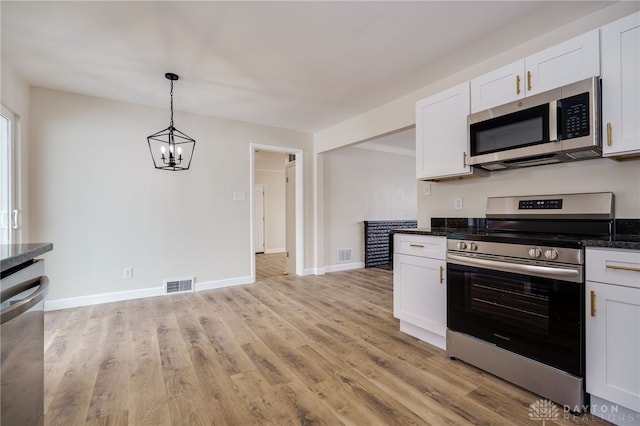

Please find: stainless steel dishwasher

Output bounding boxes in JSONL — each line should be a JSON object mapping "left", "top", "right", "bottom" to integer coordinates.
{"left": 1, "top": 259, "right": 49, "bottom": 426}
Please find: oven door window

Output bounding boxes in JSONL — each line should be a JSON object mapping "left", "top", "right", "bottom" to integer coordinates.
{"left": 470, "top": 104, "right": 550, "bottom": 156}
{"left": 447, "top": 263, "right": 583, "bottom": 377}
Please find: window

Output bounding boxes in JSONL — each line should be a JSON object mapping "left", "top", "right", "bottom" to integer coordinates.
{"left": 1, "top": 105, "right": 17, "bottom": 245}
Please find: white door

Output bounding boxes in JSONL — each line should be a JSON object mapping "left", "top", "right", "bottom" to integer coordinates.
{"left": 0, "top": 106, "right": 17, "bottom": 245}
{"left": 254, "top": 184, "right": 265, "bottom": 253}
{"left": 285, "top": 161, "right": 296, "bottom": 275}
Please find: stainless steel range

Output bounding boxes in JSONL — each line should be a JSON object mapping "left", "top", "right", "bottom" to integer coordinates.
{"left": 446, "top": 192, "right": 614, "bottom": 410}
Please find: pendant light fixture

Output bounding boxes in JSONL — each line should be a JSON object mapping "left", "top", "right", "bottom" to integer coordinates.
{"left": 147, "top": 73, "right": 196, "bottom": 171}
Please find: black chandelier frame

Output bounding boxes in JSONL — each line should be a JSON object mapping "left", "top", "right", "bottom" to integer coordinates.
{"left": 147, "top": 73, "right": 196, "bottom": 171}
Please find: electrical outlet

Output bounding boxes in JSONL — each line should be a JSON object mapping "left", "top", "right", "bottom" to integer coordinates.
{"left": 454, "top": 196, "right": 463, "bottom": 211}
{"left": 123, "top": 267, "right": 133, "bottom": 279}
{"left": 233, "top": 192, "right": 246, "bottom": 201}
{"left": 423, "top": 183, "right": 431, "bottom": 196}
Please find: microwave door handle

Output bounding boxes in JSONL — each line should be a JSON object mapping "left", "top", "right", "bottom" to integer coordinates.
{"left": 549, "top": 101, "right": 558, "bottom": 142}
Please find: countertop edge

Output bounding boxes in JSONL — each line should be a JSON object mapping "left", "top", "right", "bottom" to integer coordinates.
{"left": 1, "top": 243, "right": 54, "bottom": 273}
{"left": 391, "top": 230, "right": 640, "bottom": 251}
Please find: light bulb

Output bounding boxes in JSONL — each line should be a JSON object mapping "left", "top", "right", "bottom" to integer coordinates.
{"left": 177, "top": 147, "right": 183, "bottom": 155}
{"left": 160, "top": 146, "right": 166, "bottom": 154}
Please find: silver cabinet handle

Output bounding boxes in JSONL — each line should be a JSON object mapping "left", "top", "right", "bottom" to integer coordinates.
{"left": 409, "top": 243, "right": 425, "bottom": 248}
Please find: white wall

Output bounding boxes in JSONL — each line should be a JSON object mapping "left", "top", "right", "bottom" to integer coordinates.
{"left": 1, "top": 56, "right": 31, "bottom": 242}
{"left": 29, "top": 87, "right": 313, "bottom": 306}
{"left": 323, "top": 145, "right": 416, "bottom": 271}
{"left": 255, "top": 151, "right": 287, "bottom": 252}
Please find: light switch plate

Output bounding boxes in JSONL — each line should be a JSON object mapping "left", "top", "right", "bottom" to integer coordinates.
{"left": 454, "top": 196, "right": 463, "bottom": 211}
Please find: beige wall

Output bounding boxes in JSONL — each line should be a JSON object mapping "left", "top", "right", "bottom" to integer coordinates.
{"left": 323, "top": 145, "right": 416, "bottom": 270}
{"left": 255, "top": 151, "right": 287, "bottom": 252}
{"left": 29, "top": 87, "right": 313, "bottom": 303}
{"left": 417, "top": 158, "right": 640, "bottom": 227}
{"left": 1, "top": 56, "right": 31, "bottom": 242}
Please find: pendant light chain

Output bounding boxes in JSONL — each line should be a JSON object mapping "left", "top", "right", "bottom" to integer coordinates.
{"left": 169, "top": 79, "right": 174, "bottom": 129}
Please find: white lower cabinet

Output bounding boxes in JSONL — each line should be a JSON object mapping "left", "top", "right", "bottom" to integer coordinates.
{"left": 393, "top": 234, "right": 446, "bottom": 350}
{"left": 586, "top": 247, "right": 640, "bottom": 425}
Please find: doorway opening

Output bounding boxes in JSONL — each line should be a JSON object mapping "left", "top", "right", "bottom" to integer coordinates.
{"left": 250, "top": 144, "right": 303, "bottom": 282}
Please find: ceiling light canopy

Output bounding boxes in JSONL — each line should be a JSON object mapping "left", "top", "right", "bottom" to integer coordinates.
{"left": 147, "top": 73, "right": 196, "bottom": 171}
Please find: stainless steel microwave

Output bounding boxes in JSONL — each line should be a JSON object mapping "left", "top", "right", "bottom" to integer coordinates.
{"left": 468, "top": 77, "right": 601, "bottom": 171}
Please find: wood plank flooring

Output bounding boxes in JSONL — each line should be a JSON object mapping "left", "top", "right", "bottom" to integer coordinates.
{"left": 255, "top": 253, "right": 286, "bottom": 280}
{"left": 43, "top": 267, "right": 612, "bottom": 425}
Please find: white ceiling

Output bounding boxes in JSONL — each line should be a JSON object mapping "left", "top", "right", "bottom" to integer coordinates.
{"left": 1, "top": 1, "right": 614, "bottom": 133}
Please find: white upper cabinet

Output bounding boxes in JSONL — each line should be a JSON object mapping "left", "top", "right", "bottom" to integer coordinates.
{"left": 470, "top": 61, "right": 525, "bottom": 113}
{"left": 471, "top": 29, "right": 600, "bottom": 113}
{"left": 601, "top": 12, "right": 640, "bottom": 158}
{"left": 526, "top": 29, "right": 600, "bottom": 95}
{"left": 416, "top": 82, "right": 475, "bottom": 180}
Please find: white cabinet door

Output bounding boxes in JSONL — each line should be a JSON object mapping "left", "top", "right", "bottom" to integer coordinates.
{"left": 416, "top": 82, "right": 471, "bottom": 180}
{"left": 586, "top": 247, "right": 640, "bottom": 414}
{"left": 470, "top": 61, "right": 525, "bottom": 113}
{"left": 393, "top": 252, "right": 446, "bottom": 337}
{"left": 586, "top": 280, "right": 640, "bottom": 412}
{"left": 602, "top": 12, "right": 640, "bottom": 157}
{"left": 470, "top": 29, "right": 600, "bottom": 113}
{"left": 525, "top": 29, "right": 600, "bottom": 95}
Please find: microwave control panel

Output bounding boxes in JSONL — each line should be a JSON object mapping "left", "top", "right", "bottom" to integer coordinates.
{"left": 558, "top": 92, "right": 590, "bottom": 140}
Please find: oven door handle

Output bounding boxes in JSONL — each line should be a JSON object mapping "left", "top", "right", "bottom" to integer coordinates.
{"left": 447, "top": 254, "right": 580, "bottom": 280}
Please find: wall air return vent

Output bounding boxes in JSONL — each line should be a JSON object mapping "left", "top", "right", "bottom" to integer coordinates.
{"left": 164, "top": 277, "right": 194, "bottom": 294}
{"left": 337, "top": 248, "right": 353, "bottom": 263}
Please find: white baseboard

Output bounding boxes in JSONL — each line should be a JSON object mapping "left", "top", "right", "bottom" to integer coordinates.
{"left": 324, "top": 262, "right": 364, "bottom": 273}
{"left": 44, "top": 275, "right": 255, "bottom": 311}
{"left": 196, "top": 275, "right": 253, "bottom": 291}
{"left": 264, "top": 248, "right": 286, "bottom": 254}
{"left": 304, "top": 267, "right": 325, "bottom": 275}
{"left": 44, "top": 286, "right": 164, "bottom": 311}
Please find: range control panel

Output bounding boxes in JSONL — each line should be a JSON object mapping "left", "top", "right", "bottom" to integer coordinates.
{"left": 518, "top": 199, "right": 563, "bottom": 210}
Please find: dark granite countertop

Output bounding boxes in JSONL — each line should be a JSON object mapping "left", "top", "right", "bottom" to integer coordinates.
{"left": 1, "top": 243, "right": 53, "bottom": 273}
{"left": 583, "top": 235, "right": 640, "bottom": 250}
{"left": 390, "top": 227, "right": 449, "bottom": 237}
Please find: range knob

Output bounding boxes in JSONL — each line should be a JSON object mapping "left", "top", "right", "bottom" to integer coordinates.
{"left": 469, "top": 242, "right": 478, "bottom": 251}
{"left": 544, "top": 249, "right": 559, "bottom": 260}
{"left": 528, "top": 247, "right": 542, "bottom": 258}
{"left": 457, "top": 241, "right": 467, "bottom": 250}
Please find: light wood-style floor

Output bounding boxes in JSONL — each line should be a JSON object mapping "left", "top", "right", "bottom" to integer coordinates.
{"left": 255, "top": 252, "right": 286, "bottom": 281}
{"left": 43, "top": 266, "right": 611, "bottom": 425}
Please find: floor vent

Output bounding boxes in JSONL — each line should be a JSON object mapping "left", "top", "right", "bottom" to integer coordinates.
{"left": 164, "top": 277, "right": 195, "bottom": 294}
{"left": 337, "top": 248, "right": 352, "bottom": 263}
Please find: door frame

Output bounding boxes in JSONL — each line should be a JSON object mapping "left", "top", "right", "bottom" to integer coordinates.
{"left": 253, "top": 183, "right": 265, "bottom": 253}
{"left": 250, "top": 144, "right": 304, "bottom": 281}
